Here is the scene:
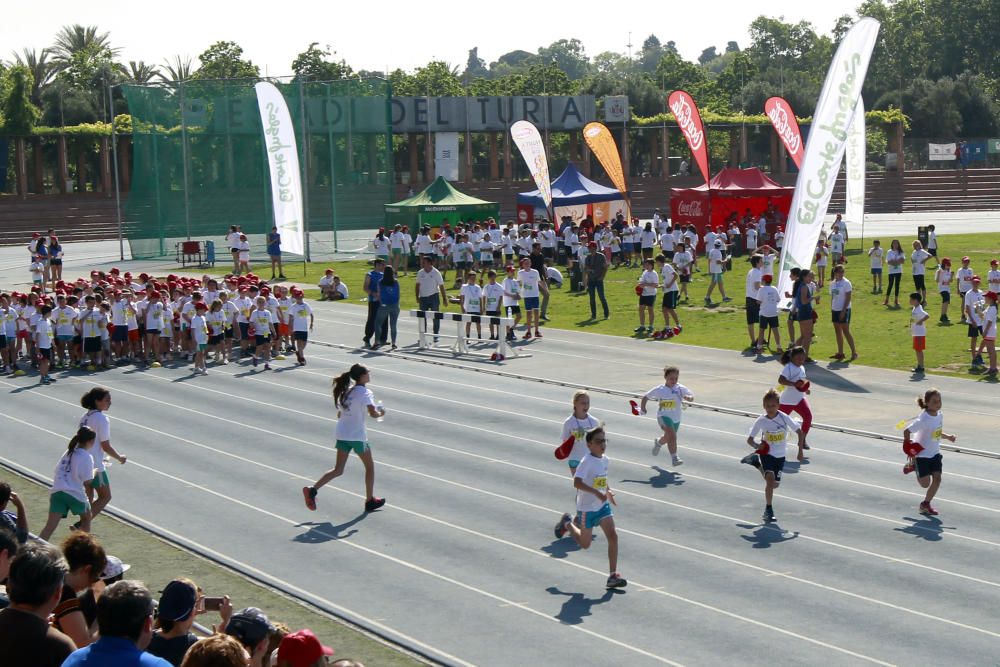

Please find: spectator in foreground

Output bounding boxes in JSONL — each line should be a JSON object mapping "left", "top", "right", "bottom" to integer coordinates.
{"left": 78, "top": 554, "right": 130, "bottom": 631}
{"left": 275, "top": 628, "right": 335, "bottom": 667}
{"left": 0, "top": 542, "right": 76, "bottom": 667}
{"left": 225, "top": 606, "right": 275, "bottom": 667}
{"left": 62, "top": 580, "right": 171, "bottom": 666}
{"left": 148, "top": 578, "right": 232, "bottom": 667}
{"left": 179, "top": 633, "right": 249, "bottom": 667}
{"left": 0, "top": 481, "right": 28, "bottom": 544}
{"left": 0, "top": 526, "right": 18, "bottom": 609}
{"left": 54, "top": 532, "right": 107, "bottom": 648}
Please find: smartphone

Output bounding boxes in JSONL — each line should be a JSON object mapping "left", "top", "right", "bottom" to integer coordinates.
{"left": 202, "top": 597, "right": 224, "bottom": 612}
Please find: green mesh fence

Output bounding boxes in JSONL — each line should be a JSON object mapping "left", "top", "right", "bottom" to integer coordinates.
{"left": 122, "top": 77, "right": 393, "bottom": 260}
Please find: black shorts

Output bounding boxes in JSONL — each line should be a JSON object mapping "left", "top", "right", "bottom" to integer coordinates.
{"left": 73, "top": 335, "right": 82, "bottom": 346}
{"left": 968, "top": 323, "right": 983, "bottom": 338}
{"left": 542, "top": 247, "right": 554, "bottom": 259}
{"left": 208, "top": 334, "right": 223, "bottom": 345}
{"left": 831, "top": 309, "right": 851, "bottom": 324}
{"left": 37, "top": 346, "right": 52, "bottom": 360}
{"left": 0, "top": 335, "right": 6, "bottom": 347}
{"left": 662, "top": 292, "right": 679, "bottom": 309}
{"left": 239, "top": 322, "right": 250, "bottom": 339}
{"left": 506, "top": 305, "right": 521, "bottom": 316}
{"left": 745, "top": 297, "right": 760, "bottom": 325}
{"left": 914, "top": 453, "right": 942, "bottom": 478}
{"left": 639, "top": 294, "right": 656, "bottom": 307}
{"left": 759, "top": 315, "right": 779, "bottom": 330}
{"left": 680, "top": 274, "right": 691, "bottom": 284}
{"left": 940, "top": 291, "right": 950, "bottom": 303}
{"left": 255, "top": 334, "right": 270, "bottom": 347}
{"left": 146, "top": 329, "right": 160, "bottom": 336}
{"left": 795, "top": 306, "right": 814, "bottom": 322}
{"left": 665, "top": 251, "right": 675, "bottom": 261}
{"left": 928, "top": 248, "right": 937, "bottom": 257}
{"left": 294, "top": 331, "right": 308, "bottom": 341}
{"left": 84, "top": 337, "right": 101, "bottom": 353}
{"left": 486, "top": 310, "right": 500, "bottom": 317}
{"left": 111, "top": 327, "right": 128, "bottom": 343}
{"left": 760, "top": 454, "right": 785, "bottom": 482}
{"left": 913, "top": 275, "right": 926, "bottom": 290}
{"left": 224, "top": 327, "right": 235, "bottom": 339}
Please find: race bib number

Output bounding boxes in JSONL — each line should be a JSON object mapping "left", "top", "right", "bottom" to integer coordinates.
{"left": 766, "top": 432, "right": 786, "bottom": 443}
{"left": 932, "top": 428, "right": 942, "bottom": 440}
{"left": 573, "top": 429, "right": 585, "bottom": 441}
{"left": 593, "top": 476, "right": 607, "bottom": 490}
{"left": 658, "top": 399, "right": 676, "bottom": 411}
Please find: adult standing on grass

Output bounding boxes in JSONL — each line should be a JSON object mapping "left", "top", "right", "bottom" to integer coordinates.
{"left": 744, "top": 255, "right": 763, "bottom": 349}
{"left": 267, "top": 226, "right": 286, "bottom": 281}
{"left": 373, "top": 266, "right": 401, "bottom": 350}
{"left": 226, "top": 226, "right": 242, "bottom": 275}
{"left": 792, "top": 271, "right": 817, "bottom": 360}
{"left": 362, "top": 259, "right": 385, "bottom": 349}
{"left": 829, "top": 265, "right": 858, "bottom": 361}
{"left": 415, "top": 255, "right": 447, "bottom": 342}
{"left": 303, "top": 364, "right": 386, "bottom": 514}
{"left": 584, "top": 241, "right": 610, "bottom": 320}
{"left": 883, "top": 239, "right": 905, "bottom": 308}
{"left": 79, "top": 387, "right": 126, "bottom": 525}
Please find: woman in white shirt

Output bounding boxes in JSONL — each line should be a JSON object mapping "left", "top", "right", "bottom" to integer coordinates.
{"left": 828, "top": 264, "right": 857, "bottom": 361}
{"left": 39, "top": 426, "right": 97, "bottom": 540}
{"left": 883, "top": 239, "right": 905, "bottom": 308}
{"left": 303, "top": 364, "right": 386, "bottom": 514}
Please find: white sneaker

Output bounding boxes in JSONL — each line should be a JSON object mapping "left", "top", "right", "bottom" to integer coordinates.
{"left": 652, "top": 439, "right": 662, "bottom": 456}
{"left": 672, "top": 456, "right": 684, "bottom": 467}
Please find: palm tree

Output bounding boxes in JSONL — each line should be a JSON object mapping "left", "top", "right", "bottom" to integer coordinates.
{"left": 119, "top": 60, "right": 159, "bottom": 84}
{"left": 160, "top": 55, "right": 196, "bottom": 82}
{"left": 11, "top": 48, "right": 55, "bottom": 105}
{"left": 50, "top": 24, "right": 119, "bottom": 69}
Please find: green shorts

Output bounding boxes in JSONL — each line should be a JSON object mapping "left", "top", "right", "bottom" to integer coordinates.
{"left": 659, "top": 415, "right": 681, "bottom": 432}
{"left": 710, "top": 273, "right": 724, "bottom": 284}
{"left": 335, "top": 440, "right": 369, "bottom": 455}
{"left": 92, "top": 470, "right": 110, "bottom": 488}
{"left": 392, "top": 248, "right": 403, "bottom": 256}
{"left": 198, "top": 343, "right": 207, "bottom": 351}
{"left": 50, "top": 491, "right": 89, "bottom": 518}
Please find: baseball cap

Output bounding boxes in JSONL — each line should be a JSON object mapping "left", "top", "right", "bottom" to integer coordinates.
{"left": 99, "top": 555, "right": 131, "bottom": 581}
{"left": 158, "top": 580, "right": 197, "bottom": 622}
{"left": 277, "top": 629, "right": 335, "bottom": 667}
{"left": 985, "top": 291, "right": 998, "bottom": 301}
{"left": 972, "top": 275, "right": 981, "bottom": 282}
{"left": 962, "top": 256, "right": 971, "bottom": 262}
{"left": 991, "top": 259, "right": 998, "bottom": 266}
{"left": 588, "top": 241, "right": 597, "bottom": 248}
{"left": 505, "top": 265, "right": 515, "bottom": 272}
{"left": 762, "top": 275, "right": 773, "bottom": 283}
{"left": 226, "top": 607, "right": 275, "bottom": 647}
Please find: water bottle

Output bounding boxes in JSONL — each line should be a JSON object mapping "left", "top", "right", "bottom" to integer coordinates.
{"left": 376, "top": 400, "right": 385, "bottom": 422}
{"left": 103, "top": 455, "right": 113, "bottom": 468}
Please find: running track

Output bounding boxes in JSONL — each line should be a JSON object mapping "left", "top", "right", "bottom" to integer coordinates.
{"left": 3, "top": 302, "right": 999, "bottom": 666}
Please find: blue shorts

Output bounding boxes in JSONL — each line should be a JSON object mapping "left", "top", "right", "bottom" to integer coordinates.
{"left": 524, "top": 296, "right": 540, "bottom": 311}
{"left": 659, "top": 415, "right": 681, "bottom": 431}
{"left": 576, "top": 502, "right": 613, "bottom": 530}
{"left": 871, "top": 268, "right": 882, "bottom": 275}
{"left": 111, "top": 327, "right": 128, "bottom": 342}
{"left": 568, "top": 459, "right": 580, "bottom": 469}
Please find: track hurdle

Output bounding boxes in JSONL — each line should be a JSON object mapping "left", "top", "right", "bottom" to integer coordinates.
{"left": 408, "top": 310, "right": 526, "bottom": 360}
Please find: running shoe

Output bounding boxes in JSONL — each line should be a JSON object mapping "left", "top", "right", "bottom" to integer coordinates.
{"left": 651, "top": 438, "right": 662, "bottom": 456}
{"left": 606, "top": 573, "right": 628, "bottom": 589}
{"left": 252, "top": 356, "right": 258, "bottom": 367}
{"left": 364, "top": 497, "right": 386, "bottom": 512}
{"left": 903, "top": 462, "right": 915, "bottom": 475}
{"left": 672, "top": 456, "right": 684, "bottom": 467}
{"left": 762, "top": 506, "right": 776, "bottom": 522}
{"left": 41, "top": 377, "right": 50, "bottom": 385}
{"left": 264, "top": 363, "right": 271, "bottom": 370}
{"left": 86, "top": 365, "right": 96, "bottom": 372}
{"left": 919, "top": 501, "right": 939, "bottom": 516}
{"left": 554, "top": 512, "right": 572, "bottom": 539}
{"left": 634, "top": 326, "right": 645, "bottom": 333}
{"left": 722, "top": 296, "right": 733, "bottom": 302}
{"left": 741, "top": 453, "right": 761, "bottom": 469}
{"left": 302, "top": 486, "right": 317, "bottom": 511}
{"left": 534, "top": 329, "right": 542, "bottom": 338}
{"left": 523, "top": 331, "right": 532, "bottom": 340}
{"left": 911, "top": 366, "right": 924, "bottom": 374}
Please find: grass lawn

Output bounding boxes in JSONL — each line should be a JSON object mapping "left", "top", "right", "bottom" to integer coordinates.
{"left": 176, "top": 232, "right": 1000, "bottom": 380}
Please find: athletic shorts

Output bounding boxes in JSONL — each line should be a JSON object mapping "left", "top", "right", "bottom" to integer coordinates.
{"left": 391, "top": 248, "right": 403, "bottom": 256}
{"left": 377, "top": 254, "right": 389, "bottom": 262}
{"left": 197, "top": 343, "right": 207, "bottom": 351}
{"left": 0, "top": 335, "right": 6, "bottom": 348}
{"left": 832, "top": 309, "right": 851, "bottom": 324}
{"left": 639, "top": 294, "right": 656, "bottom": 307}
{"left": 576, "top": 502, "right": 613, "bottom": 530}
{"left": 278, "top": 323, "right": 290, "bottom": 336}
{"left": 915, "top": 453, "right": 942, "bottom": 478}
{"left": 294, "top": 331, "right": 308, "bottom": 341}
{"left": 795, "top": 306, "right": 814, "bottom": 322}
{"left": 208, "top": 334, "right": 223, "bottom": 345}
{"left": 745, "top": 297, "right": 760, "bottom": 324}
{"left": 255, "top": 334, "right": 270, "bottom": 347}
{"left": 17, "top": 330, "right": 29, "bottom": 340}
{"left": 92, "top": 471, "right": 110, "bottom": 488}
{"left": 524, "top": 296, "right": 539, "bottom": 311}
{"left": 913, "top": 275, "right": 926, "bottom": 290}
{"left": 658, "top": 415, "right": 681, "bottom": 432}
{"left": 760, "top": 454, "right": 785, "bottom": 482}
{"left": 913, "top": 336, "right": 926, "bottom": 351}
{"left": 662, "top": 292, "right": 679, "bottom": 309}
{"left": 49, "top": 491, "right": 88, "bottom": 518}
{"left": 680, "top": 274, "right": 691, "bottom": 284}
{"left": 506, "top": 305, "right": 521, "bottom": 315}
{"left": 486, "top": 310, "right": 500, "bottom": 318}
{"left": 455, "top": 261, "right": 469, "bottom": 271}
{"left": 940, "top": 291, "right": 950, "bottom": 303}
{"left": 969, "top": 324, "right": 983, "bottom": 338}
{"left": 36, "top": 347, "right": 52, "bottom": 361}
{"left": 128, "top": 329, "right": 139, "bottom": 341}
{"left": 111, "top": 327, "right": 128, "bottom": 342}
{"left": 871, "top": 268, "right": 882, "bottom": 275}
{"left": 710, "top": 273, "right": 724, "bottom": 284}
{"left": 928, "top": 248, "right": 937, "bottom": 257}
{"left": 84, "top": 337, "right": 102, "bottom": 353}
{"left": 57, "top": 334, "right": 74, "bottom": 342}
{"left": 146, "top": 329, "right": 160, "bottom": 336}
{"left": 335, "top": 439, "right": 369, "bottom": 455}
{"left": 239, "top": 322, "right": 250, "bottom": 339}
{"left": 224, "top": 327, "right": 234, "bottom": 339}
{"left": 759, "top": 315, "right": 779, "bottom": 330}
{"left": 542, "top": 247, "right": 554, "bottom": 259}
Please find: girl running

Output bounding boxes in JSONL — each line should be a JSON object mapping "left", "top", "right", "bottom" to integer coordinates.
{"left": 640, "top": 366, "right": 693, "bottom": 467}
{"left": 902, "top": 389, "right": 956, "bottom": 516}
{"left": 79, "top": 387, "right": 126, "bottom": 524}
{"left": 777, "top": 346, "right": 812, "bottom": 455}
{"left": 39, "top": 426, "right": 97, "bottom": 540}
{"left": 741, "top": 389, "right": 805, "bottom": 523}
{"left": 560, "top": 391, "right": 601, "bottom": 478}
{"left": 303, "top": 364, "right": 386, "bottom": 514}
{"left": 554, "top": 425, "right": 627, "bottom": 589}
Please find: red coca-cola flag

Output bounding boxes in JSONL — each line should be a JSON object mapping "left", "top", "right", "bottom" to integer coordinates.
{"left": 668, "top": 90, "right": 710, "bottom": 185}
{"left": 764, "top": 97, "right": 805, "bottom": 169}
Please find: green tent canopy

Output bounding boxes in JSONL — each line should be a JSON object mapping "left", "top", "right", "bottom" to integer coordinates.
{"left": 384, "top": 177, "right": 500, "bottom": 231}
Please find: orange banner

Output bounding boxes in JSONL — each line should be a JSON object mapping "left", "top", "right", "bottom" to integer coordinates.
{"left": 583, "top": 122, "right": 628, "bottom": 196}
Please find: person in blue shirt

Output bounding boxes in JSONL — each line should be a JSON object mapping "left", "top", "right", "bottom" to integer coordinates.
{"left": 61, "top": 580, "right": 171, "bottom": 667}
{"left": 373, "top": 266, "right": 401, "bottom": 350}
{"left": 266, "top": 226, "right": 286, "bottom": 281}
{"left": 362, "top": 258, "right": 386, "bottom": 348}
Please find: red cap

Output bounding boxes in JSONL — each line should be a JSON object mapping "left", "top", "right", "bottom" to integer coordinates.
{"left": 985, "top": 291, "right": 998, "bottom": 301}
{"left": 762, "top": 274, "right": 773, "bottom": 283}
{"left": 588, "top": 241, "right": 597, "bottom": 248}
{"left": 991, "top": 259, "right": 998, "bottom": 266}
{"left": 32, "top": 232, "right": 39, "bottom": 238}
{"left": 110, "top": 267, "right": 120, "bottom": 274}
{"left": 962, "top": 256, "right": 971, "bottom": 262}
{"left": 277, "top": 630, "right": 334, "bottom": 667}
{"left": 504, "top": 265, "right": 515, "bottom": 272}
{"left": 194, "top": 302, "right": 207, "bottom": 310}
{"left": 972, "top": 275, "right": 981, "bottom": 282}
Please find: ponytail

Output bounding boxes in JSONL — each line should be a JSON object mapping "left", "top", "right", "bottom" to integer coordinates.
{"left": 69, "top": 426, "right": 97, "bottom": 455}
{"left": 81, "top": 386, "right": 110, "bottom": 411}
{"left": 332, "top": 364, "right": 368, "bottom": 409}
{"left": 917, "top": 388, "right": 941, "bottom": 410}
{"left": 780, "top": 345, "right": 805, "bottom": 366}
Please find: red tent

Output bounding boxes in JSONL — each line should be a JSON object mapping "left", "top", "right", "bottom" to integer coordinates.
{"left": 670, "top": 168, "right": 794, "bottom": 250}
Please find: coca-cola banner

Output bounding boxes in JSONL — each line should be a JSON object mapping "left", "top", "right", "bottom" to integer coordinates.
{"left": 668, "top": 90, "right": 710, "bottom": 184}
{"left": 776, "top": 17, "right": 880, "bottom": 304}
{"left": 764, "top": 97, "right": 805, "bottom": 169}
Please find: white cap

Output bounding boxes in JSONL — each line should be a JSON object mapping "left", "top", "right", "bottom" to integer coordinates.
{"left": 100, "top": 555, "right": 131, "bottom": 580}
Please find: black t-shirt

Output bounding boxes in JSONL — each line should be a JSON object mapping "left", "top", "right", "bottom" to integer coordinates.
{"left": 0, "top": 607, "right": 76, "bottom": 667}
{"left": 147, "top": 631, "right": 199, "bottom": 666}
{"left": 529, "top": 253, "right": 545, "bottom": 275}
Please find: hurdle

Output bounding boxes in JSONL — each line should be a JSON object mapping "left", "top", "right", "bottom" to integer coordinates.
{"left": 408, "top": 310, "right": 526, "bottom": 360}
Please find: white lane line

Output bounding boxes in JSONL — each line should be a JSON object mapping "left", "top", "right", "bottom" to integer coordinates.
{"left": 70, "top": 371, "right": 1000, "bottom": 591}
{"left": 0, "top": 410, "right": 892, "bottom": 666}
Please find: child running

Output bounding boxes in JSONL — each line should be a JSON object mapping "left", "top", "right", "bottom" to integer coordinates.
{"left": 902, "top": 389, "right": 956, "bottom": 516}
{"left": 640, "top": 366, "right": 693, "bottom": 466}
{"left": 777, "top": 346, "right": 812, "bottom": 454}
{"left": 303, "top": 364, "right": 386, "bottom": 513}
{"left": 39, "top": 426, "right": 97, "bottom": 540}
{"left": 560, "top": 391, "right": 601, "bottom": 478}
{"left": 79, "top": 386, "right": 125, "bottom": 525}
{"left": 554, "top": 425, "right": 627, "bottom": 589}
{"left": 741, "top": 390, "right": 805, "bottom": 523}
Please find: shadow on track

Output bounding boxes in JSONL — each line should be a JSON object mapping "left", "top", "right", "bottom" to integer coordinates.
{"left": 620, "top": 465, "right": 685, "bottom": 488}
{"left": 894, "top": 515, "right": 956, "bottom": 542}
{"left": 737, "top": 522, "right": 800, "bottom": 549}
{"left": 292, "top": 513, "right": 368, "bottom": 543}
{"left": 545, "top": 586, "right": 623, "bottom": 624}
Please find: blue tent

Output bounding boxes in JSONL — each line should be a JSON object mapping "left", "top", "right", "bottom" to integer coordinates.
{"left": 516, "top": 163, "right": 625, "bottom": 209}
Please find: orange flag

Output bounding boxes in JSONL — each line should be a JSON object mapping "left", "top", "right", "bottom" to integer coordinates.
{"left": 583, "top": 122, "right": 628, "bottom": 196}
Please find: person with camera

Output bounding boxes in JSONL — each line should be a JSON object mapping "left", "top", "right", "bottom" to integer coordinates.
{"left": 147, "top": 579, "right": 232, "bottom": 666}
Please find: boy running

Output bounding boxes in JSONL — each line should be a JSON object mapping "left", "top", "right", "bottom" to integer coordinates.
{"left": 741, "top": 390, "right": 805, "bottom": 523}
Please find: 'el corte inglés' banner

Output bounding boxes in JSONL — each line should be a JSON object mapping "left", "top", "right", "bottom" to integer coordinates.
{"left": 254, "top": 82, "right": 304, "bottom": 256}
{"left": 511, "top": 120, "right": 552, "bottom": 211}
{"left": 844, "top": 98, "right": 866, "bottom": 227}
{"left": 668, "top": 90, "right": 710, "bottom": 184}
{"left": 583, "top": 122, "right": 628, "bottom": 195}
{"left": 776, "top": 17, "right": 880, "bottom": 303}
{"left": 765, "top": 97, "right": 805, "bottom": 169}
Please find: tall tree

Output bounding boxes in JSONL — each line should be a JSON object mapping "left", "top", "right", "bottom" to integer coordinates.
{"left": 50, "top": 24, "right": 118, "bottom": 71}
{"left": 191, "top": 41, "right": 259, "bottom": 80}
{"left": 160, "top": 55, "right": 196, "bottom": 82}
{"left": 698, "top": 47, "right": 719, "bottom": 65}
{"left": 462, "top": 47, "right": 488, "bottom": 82}
{"left": 291, "top": 42, "right": 352, "bottom": 81}
{"left": 11, "top": 48, "right": 55, "bottom": 105}
{"left": 1, "top": 65, "right": 42, "bottom": 133}
{"left": 536, "top": 38, "right": 590, "bottom": 80}
{"left": 120, "top": 60, "right": 158, "bottom": 84}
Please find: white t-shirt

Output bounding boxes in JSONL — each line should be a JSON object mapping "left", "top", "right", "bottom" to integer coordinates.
{"left": 336, "top": 385, "right": 375, "bottom": 442}
{"left": 868, "top": 247, "right": 884, "bottom": 269}
{"left": 956, "top": 267, "right": 973, "bottom": 293}
{"left": 905, "top": 410, "right": 943, "bottom": 458}
{"left": 287, "top": 302, "right": 313, "bottom": 332}
{"left": 756, "top": 285, "right": 780, "bottom": 317}
{"left": 639, "top": 269, "right": 659, "bottom": 297}
{"left": 982, "top": 304, "right": 997, "bottom": 338}
{"left": 661, "top": 264, "right": 678, "bottom": 293}
{"left": 561, "top": 414, "right": 600, "bottom": 464}
{"left": 761, "top": 253, "right": 775, "bottom": 276}
{"left": 414, "top": 234, "right": 433, "bottom": 255}
{"left": 238, "top": 241, "right": 250, "bottom": 260}
{"left": 483, "top": 283, "right": 504, "bottom": 312}
{"left": 936, "top": 269, "right": 952, "bottom": 293}
{"left": 965, "top": 289, "right": 985, "bottom": 325}
{"left": 660, "top": 232, "right": 675, "bottom": 252}
{"left": 539, "top": 229, "right": 556, "bottom": 248}
{"left": 502, "top": 277, "right": 521, "bottom": 307}
{"left": 673, "top": 251, "right": 692, "bottom": 275}
{"left": 416, "top": 268, "right": 445, "bottom": 298}
{"left": 233, "top": 296, "right": 253, "bottom": 324}
{"left": 779, "top": 363, "right": 808, "bottom": 405}
{"left": 206, "top": 310, "right": 226, "bottom": 336}
{"left": 927, "top": 231, "right": 937, "bottom": 250}
{"left": 830, "top": 232, "right": 844, "bottom": 253}
{"left": 645, "top": 383, "right": 692, "bottom": 422}
{"left": 372, "top": 236, "right": 390, "bottom": 255}
{"left": 251, "top": 309, "right": 274, "bottom": 337}
{"left": 79, "top": 410, "right": 111, "bottom": 472}
{"left": 226, "top": 231, "right": 242, "bottom": 249}
{"left": 911, "top": 249, "right": 932, "bottom": 276}
{"left": 54, "top": 306, "right": 78, "bottom": 337}
{"left": 911, "top": 304, "right": 929, "bottom": 337}
{"left": 145, "top": 302, "right": 165, "bottom": 330}
{"left": 746, "top": 228, "right": 758, "bottom": 249}
{"left": 51, "top": 447, "right": 96, "bottom": 503}
{"left": 829, "top": 278, "right": 852, "bottom": 311}
{"left": 708, "top": 248, "right": 725, "bottom": 275}
{"left": 987, "top": 270, "right": 1000, "bottom": 294}
{"left": 887, "top": 249, "right": 904, "bottom": 275}
{"left": 748, "top": 412, "right": 800, "bottom": 459}
{"left": 574, "top": 453, "right": 609, "bottom": 513}
{"left": 460, "top": 284, "right": 483, "bottom": 313}
{"left": 389, "top": 231, "right": 407, "bottom": 250}
{"left": 191, "top": 314, "right": 209, "bottom": 344}
{"left": 35, "top": 318, "right": 53, "bottom": 348}
{"left": 640, "top": 230, "right": 657, "bottom": 249}
{"left": 78, "top": 308, "right": 104, "bottom": 339}
{"left": 745, "top": 268, "right": 762, "bottom": 299}
{"left": 547, "top": 266, "right": 564, "bottom": 285}
{"left": 518, "top": 268, "right": 541, "bottom": 298}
